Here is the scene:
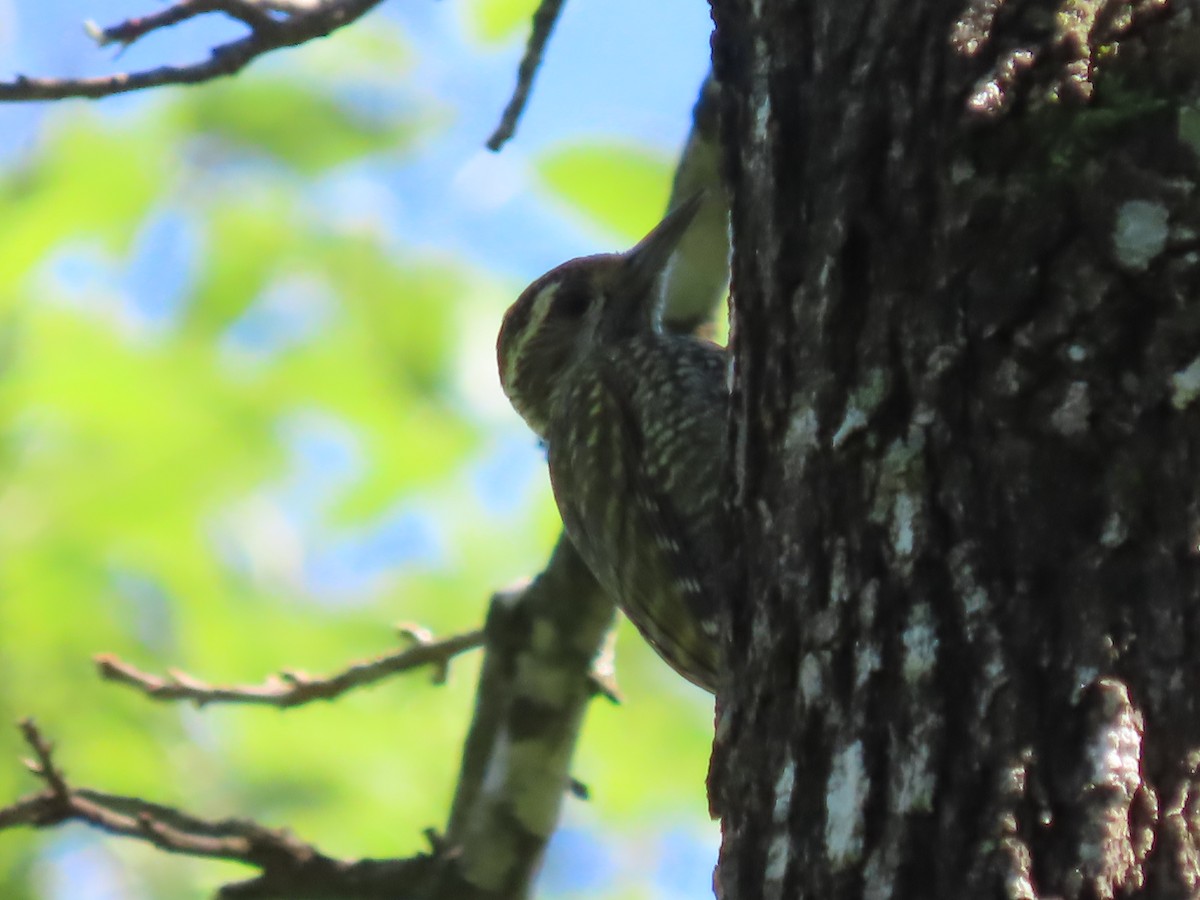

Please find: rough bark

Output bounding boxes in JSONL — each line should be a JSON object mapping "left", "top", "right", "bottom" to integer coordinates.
{"left": 709, "top": 0, "right": 1200, "bottom": 898}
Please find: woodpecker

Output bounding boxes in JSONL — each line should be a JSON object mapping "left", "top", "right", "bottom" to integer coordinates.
{"left": 497, "top": 198, "right": 726, "bottom": 692}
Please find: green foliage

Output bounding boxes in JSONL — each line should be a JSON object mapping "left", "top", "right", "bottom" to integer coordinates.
{"left": 0, "top": 117, "right": 162, "bottom": 292}
{"left": 167, "top": 79, "right": 427, "bottom": 173}
{"left": 464, "top": 0, "right": 542, "bottom": 44}
{"left": 0, "top": 33, "right": 712, "bottom": 900}
{"left": 536, "top": 142, "right": 675, "bottom": 241}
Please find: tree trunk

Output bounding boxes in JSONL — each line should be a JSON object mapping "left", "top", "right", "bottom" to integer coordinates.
{"left": 708, "top": 1, "right": 1200, "bottom": 897}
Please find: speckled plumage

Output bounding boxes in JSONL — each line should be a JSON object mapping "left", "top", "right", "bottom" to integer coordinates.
{"left": 497, "top": 200, "right": 726, "bottom": 692}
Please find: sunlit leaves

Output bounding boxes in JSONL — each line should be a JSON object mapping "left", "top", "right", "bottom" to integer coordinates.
{"left": 463, "top": 0, "right": 541, "bottom": 44}
{"left": 0, "top": 117, "right": 164, "bottom": 297}
{"left": 536, "top": 142, "right": 674, "bottom": 241}
{"left": 168, "top": 79, "right": 427, "bottom": 173}
{"left": 186, "top": 194, "right": 294, "bottom": 338}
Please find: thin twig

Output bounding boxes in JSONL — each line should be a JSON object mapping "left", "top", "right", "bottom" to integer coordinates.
{"left": 485, "top": 0, "right": 567, "bottom": 151}
{"left": 2, "top": 557, "right": 620, "bottom": 897}
{"left": 94, "top": 626, "right": 484, "bottom": 708}
{"left": 17, "top": 718, "right": 69, "bottom": 800}
{"left": 1, "top": 721, "right": 438, "bottom": 896}
{"left": 0, "top": 0, "right": 388, "bottom": 102}
{"left": 89, "top": 0, "right": 279, "bottom": 47}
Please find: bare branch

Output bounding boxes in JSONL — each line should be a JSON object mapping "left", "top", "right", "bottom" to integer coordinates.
{"left": 2, "top": 537, "right": 628, "bottom": 900}
{"left": 94, "top": 626, "right": 484, "bottom": 708}
{"left": 17, "top": 718, "right": 70, "bottom": 802}
{"left": 2, "top": 721, "right": 440, "bottom": 899}
{"left": 0, "top": 0, "right": 388, "bottom": 102}
{"left": 87, "top": 0, "right": 279, "bottom": 47}
{"left": 7, "top": 720, "right": 289, "bottom": 861}
{"left": 486, "top": 0, "right": 567, "bottom": 151}
{"left": 443, "top": 536, "right": 617, "bottom": 897}
{"left": 3, "top": 562, "right": 617, "bottom": 900}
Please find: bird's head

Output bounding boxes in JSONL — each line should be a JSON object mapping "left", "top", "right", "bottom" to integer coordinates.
{"left": 497, "top": 196, "right": 702, "bottom": 437}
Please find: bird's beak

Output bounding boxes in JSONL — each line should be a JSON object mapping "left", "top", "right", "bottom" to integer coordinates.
{"left": 616, "top": 193, "right": 705, "bottom": 314}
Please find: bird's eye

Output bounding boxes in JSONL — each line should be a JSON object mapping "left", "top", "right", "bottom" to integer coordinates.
{"left": 553, "top": 283, "right": 591, "bottom": 319}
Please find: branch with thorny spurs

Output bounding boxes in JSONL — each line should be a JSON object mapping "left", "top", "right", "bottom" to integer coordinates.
{"left": 0, "top": 547, "right": 619, "bottom": 899}
{"left": 95, "top": 623, "right": 484, "bottom": 708}
{"left": 2, "top": 718, "right": 442, "bottom": 899}
{"left": 0, "top": 0, "right": 392, "bottom": 102}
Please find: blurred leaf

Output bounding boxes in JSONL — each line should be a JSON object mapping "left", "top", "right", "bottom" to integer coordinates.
{"left": 0, "top": 117, "right": 165, "bottom": 294}
{"left": 185, "top": 193, "right": 295, "bottom": 337}
{"left": 169, "top": 80, "right": 426, "bottom": 173}
{"left": 581, "top": 619, "right": 713, "bottom": 818}
{"left": 536, "top": 142, "right": 674, "bottom": 241}
{"left": 313, "top": 239, "right": 463, "bottom": 396}
{"left": 285, "top": 19, "right": 416, "bottom": 82}
{"left": 464, "top": 0, "right": 540, "bottom": 44}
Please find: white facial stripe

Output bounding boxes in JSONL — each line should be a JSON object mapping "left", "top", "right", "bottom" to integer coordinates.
{"left": 504, "top": 281, "right": 558, "bottom": 393}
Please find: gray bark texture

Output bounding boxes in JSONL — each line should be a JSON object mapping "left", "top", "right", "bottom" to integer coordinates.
{"left": 707, "top": 0, "right": 1200, "bottom": 898}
